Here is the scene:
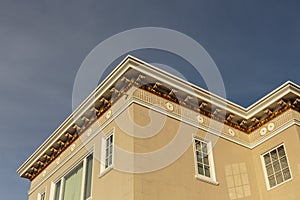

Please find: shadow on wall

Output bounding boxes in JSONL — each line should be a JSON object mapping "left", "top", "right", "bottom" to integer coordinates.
{"left": 225, "top": 163, "right": 251, "bottom": 200}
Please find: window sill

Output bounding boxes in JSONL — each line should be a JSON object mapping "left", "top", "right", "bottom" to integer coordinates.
{"left": 195, "top": 174, "right": 219, "bottom": 186}
{"left": 99, "top": 166, "right": 113, "bottom": 178}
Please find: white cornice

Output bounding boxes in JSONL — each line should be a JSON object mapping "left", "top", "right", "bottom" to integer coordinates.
{"left": 119, "top": 56, "right": 300, "bottom": 119}
{"left": 245, "top": 81, "right": 300, "bottom": 117}
{"left": 17, "top": 55, "right": 300, "bottom": 178}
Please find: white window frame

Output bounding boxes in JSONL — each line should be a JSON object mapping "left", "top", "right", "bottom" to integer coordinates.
{"left": 193, "top": 136, "right": 218, "bottom": 185}
{"left": 52, "top": 153, "right": 93, "bottom": 200}
{"left": 37, "top": 188, "right": 46, "bottom": 200}
{"left": 261, "top": 143, "right": 292, "bottom": 190}
{"left": 100, "top": 130, "right": 114, "bottom": 175}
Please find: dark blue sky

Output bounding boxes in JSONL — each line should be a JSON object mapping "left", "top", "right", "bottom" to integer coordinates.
{"left": 1, "top": 1, "right": 299, "bottom": 199}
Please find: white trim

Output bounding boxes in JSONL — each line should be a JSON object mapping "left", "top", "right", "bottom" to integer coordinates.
{"left": 98, "top": 166, "right": 114, "bottom": 178}
{"left": 49, "top": 182, "right": 55, "bottom": 200}
{"left": 49, "top": 181, "right": 58, "bottom": 200}
{"left": 260, "top": 143, "right": 293, "bottom": 190}
{"left": 245, "top": 81, "right": 300, "bottom": 114}
{"left": 59, "top": 177, "right": 64, "bottom": 200}
{"left": 195, "top": 174, "right": 219, "bottom": 186}
{"left": 17, "top": 55, "right": 300, "bottom": 177}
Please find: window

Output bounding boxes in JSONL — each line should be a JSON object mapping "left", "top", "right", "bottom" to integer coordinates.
{"left": 101, "top": 132, "right": 114, "bottom": 174}
{"left": 193, "top": 138, "right": 218, "bottom": 185}
{"left": 261, "top": 144, "right": 292, "bottom": 189}
{"left": 54, "top": 154, "right": 93, "bottom": 200}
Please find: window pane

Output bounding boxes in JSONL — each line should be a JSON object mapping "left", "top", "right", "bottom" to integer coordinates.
{"left": 277, "top": 146, "right": 285, "bottom": 157}
{"left": 84, "top": 154, "right": 93, "bottom": 199}
{"left": 54, "top": 181, "right": 61, "bottom": 200}
{"left": 105, "top": 148, "right": 109, "bottom": 157}
{"left": 105, "top": 158, "right": 109, "bottom": 168}
{"left": 196, "top": 151, "right": 202, "bottom": 163}
{"left": 275, "top": 172, "right": 283, "bottom": 184}
{"left": 266, "top": 164, "right": 273, "bottom": 176}
{"left": 264, "top": 154, "right": 271, "bottom": 165}
{"left": 268, "top": 175, "right": 276, "bottom": 188}
{"left": 202, "top": 143, "right": 207, "bottom": 154}
{"left": 270, "top": 150, "right": 278, "bottom": 161}
{"left": 283, "top": 168, "right": 291, "bottom": 180}
{"left": 280, "top": 157, "right": 288, "bottom": 169}
{"left": 203, "top": 155, "right": 209, "bottom": 165}
{"left": 109, "top": 145, "right": 113, "bottom": 154}
{"left": 109, "top": 156, "right": 112, "bottom": 166}
{"left": 204, "top": 166, "right": 210, "bottom": 177}
{"left": 198, "top": 164, "right": 204, "bottom": 175}
{"left": 63, "top": 164, "right": 83, "bottom": 200}
{"left": 273, "top": 161, "right": 280, "bottom": 172}
{"left": 195, "top": 141, "right": 201, "bottom": 151}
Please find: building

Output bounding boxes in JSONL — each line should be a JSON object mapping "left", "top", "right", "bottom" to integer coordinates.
{"left": 17, "top": 56, "right": 300, "bottom": 200}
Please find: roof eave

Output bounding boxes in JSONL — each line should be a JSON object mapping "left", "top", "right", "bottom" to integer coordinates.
{"left": 17, "top": 55, "right": 300, "bottom": 178}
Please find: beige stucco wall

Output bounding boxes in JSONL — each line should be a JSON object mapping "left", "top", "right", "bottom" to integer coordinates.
{"left": 131, "top": 103, "right": 260, "bottom": 200}
{"left": 251, "top": 125, "right": 300, "bottom": 200}
{"left": 27, "top": 116, "right": 134, "bottom": 200}
{"left": 27, "top": 101, "right": 300, "bottom": 200}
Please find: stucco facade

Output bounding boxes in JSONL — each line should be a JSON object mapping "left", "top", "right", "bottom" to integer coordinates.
{"left": 18, "top": 56, "right": 300, "bottom": 200}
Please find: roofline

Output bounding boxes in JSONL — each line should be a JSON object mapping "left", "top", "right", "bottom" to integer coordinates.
{"left": 17, "top": 55, "right": 300, "bottom": 177}
{"left": 245, "top": 81, "right": 300, "bottom": 113}
{"left": 128, "top": 56, "right": 300, "bottom": 118}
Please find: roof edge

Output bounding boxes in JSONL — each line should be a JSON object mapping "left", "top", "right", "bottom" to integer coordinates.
{"left": 17, "top": 55, "right": 300, "bottom": 178}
